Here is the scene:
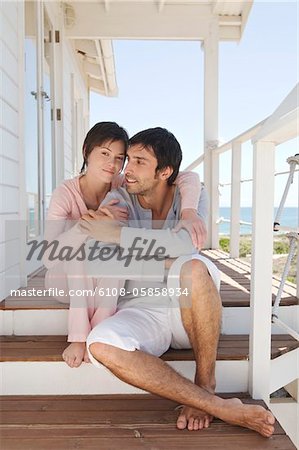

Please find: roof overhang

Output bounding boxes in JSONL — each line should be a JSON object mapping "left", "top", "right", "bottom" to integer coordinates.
{"left": 73, "top": 38, "right": 118, "bottom": 96}
{"left": 62, "top": 0, "right": 253, "bottom": 96}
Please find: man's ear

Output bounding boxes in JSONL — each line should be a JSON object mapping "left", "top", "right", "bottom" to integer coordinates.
{"left": 159, "top": 166, "right": 173, "bottom": 181}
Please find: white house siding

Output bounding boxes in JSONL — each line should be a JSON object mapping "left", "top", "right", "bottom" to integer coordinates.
{"left": 62, "top": 39, "right": 89, "bottom": 180}
{"left": 0, "top": 1, "right": 24, "bottom": 301}
{"left": 0, "top": 1, "right": 89, "bottom": 300}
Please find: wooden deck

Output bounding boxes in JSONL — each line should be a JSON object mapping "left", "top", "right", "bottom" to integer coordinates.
{"left": 1, "top": 249, "right": 297, "bottom": 310}
{"left": 0, "top": 334, "right": 298, "bottom": 362}
{"left": 0, "top": 394, "right": 296, "bottom": 449}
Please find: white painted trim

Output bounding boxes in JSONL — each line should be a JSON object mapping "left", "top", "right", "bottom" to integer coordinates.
{"left": 1, "top": 305, "right": 297, "bottom": 336}
{"left": 230, "top": 141, "right": 241, "bottom": 257}
{"left": 203, "top": 18, "right": 219, "bottom": 248}
{"left": 65, "top": 3, "right": 213, "bottom": 40}
{"left": 270, "top": 349, "right": 299, "bottom": 394}
{"left": 17, "top": 0, "right": 28, "bottom": 288}
{"left": 249, "top": 141, "right": 275, "bottom": 400}
{"left": 270, "top": 401, "right": 298, "bottom": 449}
{"left": 0, "top": 360, "right": 248, "bottom": 395}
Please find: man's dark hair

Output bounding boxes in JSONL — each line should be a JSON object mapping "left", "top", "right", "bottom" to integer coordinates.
{"left": 129, "top": 127, "right": 182, "bottom": 185}
{"left": 80, "top": 122, "right": 129, "bottom": 173}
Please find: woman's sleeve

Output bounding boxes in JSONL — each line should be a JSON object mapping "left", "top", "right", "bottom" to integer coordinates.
{"left": 42, "top": 185, "right": 88, "bottom": 269}
{"left": 176, "top": 171, "right": 201, "bottom": 211}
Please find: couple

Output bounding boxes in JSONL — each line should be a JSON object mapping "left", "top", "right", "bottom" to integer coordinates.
{"left": 44, "top": 122, "right": 275, "bottom": 437}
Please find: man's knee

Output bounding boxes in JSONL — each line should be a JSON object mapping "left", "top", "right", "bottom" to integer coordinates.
{"left": 180, "top": 259, "right": 209, "bottom": 282}
{"left": 89, "top": 341, "right": 116, "bottom": 365}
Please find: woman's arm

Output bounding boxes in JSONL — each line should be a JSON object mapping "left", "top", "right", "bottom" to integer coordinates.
{"left": 175, "top": 171, "right": 201, "bottom": 211}
{"left": 175, "top": 172, "right": 207, "bottom": 249}
{"left": 42, "top": 185, "right": 88, "bottom": 269}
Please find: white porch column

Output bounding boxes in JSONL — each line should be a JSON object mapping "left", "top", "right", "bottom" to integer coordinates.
{"left": 52, "top": 12, "right": 65, "bottom": 186}
{"left": 230, "top": 141, "right": 242, "bottom": 257}
{"left": 203, "top": 18, "right": 219, "bottom": 249}
{"left": 249, "top": 140, "right": 275, "bottom": 400}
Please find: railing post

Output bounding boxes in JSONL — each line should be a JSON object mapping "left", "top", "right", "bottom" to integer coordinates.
{"left": 211, "top": 147, "right": 219, "bottom": 249}
{"left": 297, "top": 177, "right": 299, "bottom": 299}
{"left": 203, "top": 18, "right": 219, "bottom": 249}
{"left": 249, "top": 140, "right": 275, "bottom": 401}
{"left": 230, "top": 141, "right": 242, "bottom": 257}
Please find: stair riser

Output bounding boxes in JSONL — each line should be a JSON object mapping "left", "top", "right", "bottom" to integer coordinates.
{"left": 0, "top": 360, "right": 248, "bottom": 395}
{"left": 1, "top": 306, "right": 297, "bottom": 335}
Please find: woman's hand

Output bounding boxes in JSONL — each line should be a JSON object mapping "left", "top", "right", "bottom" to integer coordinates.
{"left": 174, "top": 209, "right": 207, "bottom": 250}
{"left": 97, "top": 199, "right": 128, "bottom": 222}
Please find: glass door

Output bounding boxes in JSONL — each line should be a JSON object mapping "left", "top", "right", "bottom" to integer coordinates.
{"left": 24, "top": 1, "right": 40, "bottom": 243}
{"left": 24, "top": 2, "right": 54, "bottom": 275}
{"left": 43, "top": 10, "right": 54, "bottom": 214}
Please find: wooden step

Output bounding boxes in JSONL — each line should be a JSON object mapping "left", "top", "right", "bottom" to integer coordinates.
{"left": 0, "top": 394, "right": 295, "bottom": 449}
{"left": 0, "top": 334, "right": 298, "bottom": 362}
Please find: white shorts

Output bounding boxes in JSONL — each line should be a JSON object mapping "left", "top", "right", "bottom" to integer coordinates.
{"left": 87, "top": 255, "right": 221, "bottom": 369}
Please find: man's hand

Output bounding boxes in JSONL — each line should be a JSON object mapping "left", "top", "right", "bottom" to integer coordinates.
{"left": 174, "top": 209, "right": 207, "bottom": 250}
{"left": 78, "top": 210, "right": 122, "bottom": 244}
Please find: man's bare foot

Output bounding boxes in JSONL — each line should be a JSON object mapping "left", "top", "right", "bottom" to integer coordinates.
{"left": 177, "top": 384, "right": 214, "bottom": 431}
{"left": 219, "top": 397, "right": 275, "bottom": 438}
{"left": 62, "top": 342, "right": 88, "bottom": 368}
{"left": 177, "top": 405, "right": 213, "bottom": 430}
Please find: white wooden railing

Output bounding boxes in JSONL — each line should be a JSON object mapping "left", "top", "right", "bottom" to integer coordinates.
{"left": 185, "top": 83, "right": 299, "bottom": 402}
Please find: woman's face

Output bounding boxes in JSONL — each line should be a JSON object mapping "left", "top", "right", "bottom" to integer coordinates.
{"left": 86, "top": 139, "right": 126, "bottom": 182}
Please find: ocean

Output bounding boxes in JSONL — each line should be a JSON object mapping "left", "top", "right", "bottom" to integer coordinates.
{"left": 219, "top": 207, "right": 298, "bottom": 235}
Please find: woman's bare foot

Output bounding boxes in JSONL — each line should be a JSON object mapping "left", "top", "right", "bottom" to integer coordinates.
{"left": 84, "top": 348, "right": 91, "bottom": 363}
{"left": 62, "top": 342, "right": 87, "bottom": 368}
{"left": 218, "top": 397, "right": 275, "bottom": 437}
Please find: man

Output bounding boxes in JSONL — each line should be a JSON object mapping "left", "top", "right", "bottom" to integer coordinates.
{"left": 80, "top": 127, "right": 275, "bottom": 437}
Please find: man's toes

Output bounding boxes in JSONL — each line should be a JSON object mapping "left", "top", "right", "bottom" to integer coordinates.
{"left": 264, "top": 424, "right": 275, "bottom": 436}
{"left": 204, "top": 416, "right": 210, "bottom": 428}
{"left": 193, "top": 419, "right": 199, "bottom": 431}
{"left": 187, "top": 417, "right": 194, "bottom": 431}
{"left": 266, "top": 413, "right": 275, "bottom": 425}
{"left": 176, "top": 414, "right": 187, "bottom": 430}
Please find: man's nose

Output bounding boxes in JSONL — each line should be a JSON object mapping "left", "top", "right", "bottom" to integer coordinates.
{"left": 124, "top": 162, "right": 133, "bottom": 175}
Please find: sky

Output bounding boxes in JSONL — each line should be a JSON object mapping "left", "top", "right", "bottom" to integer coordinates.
{"left": 90, "top": 1, "right": 298, "bottom": 207}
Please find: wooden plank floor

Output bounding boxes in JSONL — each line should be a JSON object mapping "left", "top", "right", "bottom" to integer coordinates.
{"left": 1, "top": 249, "right": 297, "bottom": 310}
{"left": 0, "top": 334, "right": 298, "bottom": 362}
{"left": 0, "top": 394, "right": 296, "bottom": 449}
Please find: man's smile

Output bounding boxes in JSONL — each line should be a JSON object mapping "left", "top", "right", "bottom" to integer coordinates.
{"left": 125, "top": 176, "right": 138, "bottom": 184}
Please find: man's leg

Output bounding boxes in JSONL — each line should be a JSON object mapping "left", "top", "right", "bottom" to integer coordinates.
{"left": 88, "top": 341, "right": 275, "bottom": 438}
{"left": 176, "top": 258, "right": 222, "bottom": 430}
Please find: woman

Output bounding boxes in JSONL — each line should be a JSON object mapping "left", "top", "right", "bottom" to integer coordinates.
{"left": 44, "top": 122, "right": 204, "bottom": 368}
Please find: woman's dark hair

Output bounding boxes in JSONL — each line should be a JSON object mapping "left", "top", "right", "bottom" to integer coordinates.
{"left": 80, "top": 122, "right": 129, "bottom": 173}
{"left": 129, "top": 127, "right": 182, "bottom": 185}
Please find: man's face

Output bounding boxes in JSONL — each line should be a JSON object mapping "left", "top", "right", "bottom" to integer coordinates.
{"left": 124, "top": 144, "right": 160, "bottom": 194}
